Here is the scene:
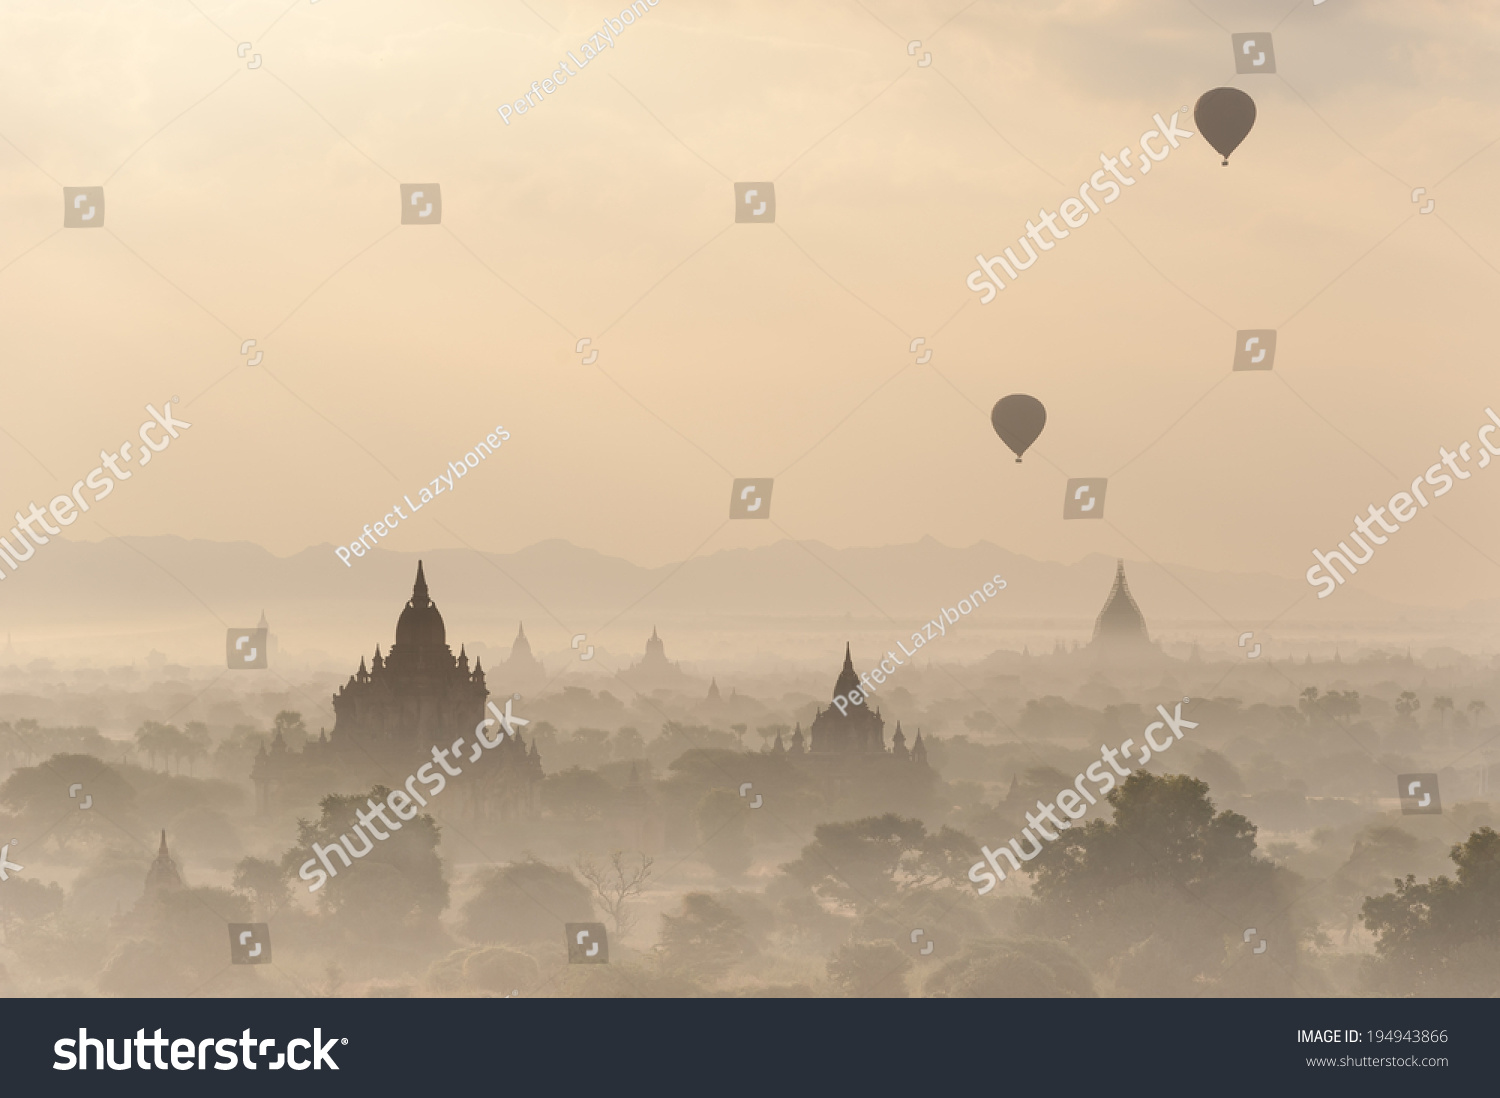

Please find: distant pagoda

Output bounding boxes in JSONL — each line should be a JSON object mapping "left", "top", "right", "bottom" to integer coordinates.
{"left": 1090, "top": 560, "right": 1153, "bottom": 651}
{"left": 501, "top": 621, "right": 546, "bottom": 696}
{"left": 619, "top": 625, "right": 693, "bottom": 692}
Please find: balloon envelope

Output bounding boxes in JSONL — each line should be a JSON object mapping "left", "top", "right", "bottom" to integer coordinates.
{"left": 1194, "top": 87, "right": 1256, "bottom": 164}
{"left": 991, "top": 395, "right": 1046, "bottom": 462}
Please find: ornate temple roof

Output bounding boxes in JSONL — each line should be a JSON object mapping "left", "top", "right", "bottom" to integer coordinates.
{"left": 144, "top": 830, "right": 184, "bottom": 896}
{"left": 395, "top": 561, "right": 446, "bottom": 649}
{"left": 1092, "top": 559, "right": 1150, "bottom": 645}
{"left": 833, "top": 642, "right": 861, "bottom": 703}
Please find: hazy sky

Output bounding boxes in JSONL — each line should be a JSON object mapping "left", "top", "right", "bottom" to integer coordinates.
{"left": 2, "top": 0, "right": 1498, "bottom": 615}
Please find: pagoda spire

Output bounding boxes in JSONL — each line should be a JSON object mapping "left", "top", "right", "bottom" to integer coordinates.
{"left": 412, "top": 560, "right": 430, "bottom": 608}
{"left": 832, "top": 642, "right": 860, "bottom": 703}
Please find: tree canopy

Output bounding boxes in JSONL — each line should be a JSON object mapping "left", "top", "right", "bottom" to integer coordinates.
{"left": 778, "top": 813, "right": 979, "bottom": 914}
{"left": 1018, "top": 772, "right": 1304, "bottom": 994}
{"left": 1362, "top": 826, "right": 1500, "bottom": 995}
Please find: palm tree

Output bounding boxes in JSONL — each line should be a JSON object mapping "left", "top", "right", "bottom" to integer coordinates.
{"left": 1433, "top": 696, "right": 1455, "bottom": 730}
{"left": 134, "top": 721, "right": 177, "bottom": 771}
{"left": 1395, "top": 692, "right": 1420, "bottom": 722}
{"left": 271, "top": 711, "right": 306, "bottom": 746}
{"left": 182, "top": 722, "right": 212, "bottom": 776}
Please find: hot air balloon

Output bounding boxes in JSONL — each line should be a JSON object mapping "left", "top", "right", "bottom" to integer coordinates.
{"left": 1194, "top": 87, "right": 1256, "bottom": 165}
{"left": 991, "top": 395, "right": 1046, "bottom": 462}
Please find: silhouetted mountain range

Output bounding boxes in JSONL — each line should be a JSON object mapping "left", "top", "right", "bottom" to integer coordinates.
{"left": 1, "top": 535, "right": 1482, "bottom": 666}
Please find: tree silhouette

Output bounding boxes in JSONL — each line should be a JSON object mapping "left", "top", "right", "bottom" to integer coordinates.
{"left": 1299, "top": 687, "right": 1360, "bottom": 726}
{"left": 179, "top": 722, "right": 211, "bottom": 775}
{"left": 0, "top": 754, "right": 137, "bottom": 852}
{"left": 755, "top": 723, "right": 788, "bottom": 751}
{"left": 576, "top": 850, "right": 654, "bottom": 940}
{"left": 134, "top": 721, "right": 179, "bottom": 771}
{"left": 0, "top": 877, "right": 63, "bottom": 942}
{"left": 233, "top": 855, "right": 290, "bottom": 920}
{"left": 925, "top": 938, "right": 1095, "bottom": 998}
{"left": 656, "top": 893, "right": 754, "bottom": 982}
{"left": 778, "top": 814, "right": 979, "bottom": 914}
{"left": 284, "top": 785, "right": 448, "bottom": 924}
{"left": 272, "top": 711, "right": 307, "bottom": 748}
{"left": 542, "top": 766, "right": 614, "bottom": 821}
{"left": 1018, "top": 772, "right": 1304, "bottom": 994}
{"left": 827, "top": 940, "right": 911, "bottom": 997}
{"left": 1362, "top": 827, "right": 1500, "bottom": 994}
{"left": 460, "top": 857, "right": 592, "bottom": 946}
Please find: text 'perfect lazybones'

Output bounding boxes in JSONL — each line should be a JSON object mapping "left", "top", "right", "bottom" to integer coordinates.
{"left": 831, "top": 574, "right": 1007, "bottom": 714}
{"left": 498, "top": 1, "right": 662, "bottom": 126}
{"left": 335, "top": 425, "right": 510, "bottom": 568}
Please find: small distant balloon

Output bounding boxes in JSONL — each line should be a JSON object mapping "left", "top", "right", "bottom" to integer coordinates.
{"left": 1194, "top": 87, "right": 1257, "bottom": 165}
{"left": 991, "top": 395, "right": 1046, "bottom": 462}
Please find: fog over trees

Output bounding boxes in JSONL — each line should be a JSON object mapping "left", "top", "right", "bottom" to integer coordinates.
{"left": 2, "top": 637, "right": 1497, "bottom": 998}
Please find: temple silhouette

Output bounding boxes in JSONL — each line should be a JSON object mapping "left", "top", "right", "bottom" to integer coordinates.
{"left": 1089, "top": 560, "right": 1157, "bottom": 656}
{"left": 618, "top": 625, "right": 694, "bottom": 693}
{"left": 143, "top": 830, "right": 183, "bottom": 899}
{"left": 329, "top": 562, "right": 489, "bottom": 748}
{"left": 500, "top": 621, "right": 546, "bottom": 696}
{"left": 809, "top": 643, "right": 890, "bottom": 754}
{"left": 253, "top": 563, "right": 542, "bottom": 819}
{"left": 777, "top": 644, "right": 933, "bottom": 799}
